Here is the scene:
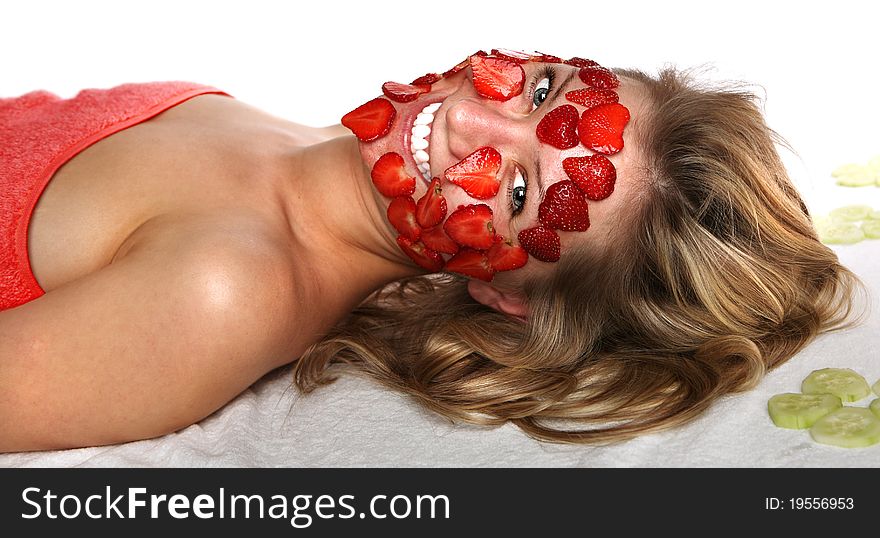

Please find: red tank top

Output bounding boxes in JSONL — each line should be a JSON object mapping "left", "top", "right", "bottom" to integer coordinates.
{"left": 0, "top": 81, "right": 232, "bottom": 311}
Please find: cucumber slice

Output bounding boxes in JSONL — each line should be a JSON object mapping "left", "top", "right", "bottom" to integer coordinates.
{"left": 862, "top": 220, "right": 880, "bottom": 239}
{"left": 767, "top": 393, "right": 842, "bottom": 429}
{"left": 836, "top": 175, "right": 876, "bottom": 187}
{"left": 830, "top": 205, "right": 874, "bottom": 222}
{"left": 869, "top": 210, "right": 880, "bottom": 220}
{"left": 870, "top": 399, "right": 880, "bottom": 419}
{"left": 801, "top": 368, "right": 871, "bottom": 402}
{"left": 818, "top": 222, "right": 865, "bottom": 245}
{"left": 809, "top": 407, "right": 880, "bottom": 448}
{"left": 874, "top": 378, "right": 880, "bottom": 396}
{"left": 831, "top": 163, "right": 868, "bottom": 178}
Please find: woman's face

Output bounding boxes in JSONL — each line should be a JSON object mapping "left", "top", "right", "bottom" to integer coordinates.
{"left": 347, "top": 52, "right": 649, "bottom": 287}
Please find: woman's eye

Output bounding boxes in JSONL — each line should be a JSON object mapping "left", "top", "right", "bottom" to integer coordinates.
{"left": 511, "top": 169, "right": 527, "bottom": 214}
{"left": 531, "top": 77, "right": 551, "bottom": 111}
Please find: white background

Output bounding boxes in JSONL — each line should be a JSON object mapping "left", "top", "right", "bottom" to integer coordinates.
{"left": 2, "top": 0, "right": 879, "bottom": 215}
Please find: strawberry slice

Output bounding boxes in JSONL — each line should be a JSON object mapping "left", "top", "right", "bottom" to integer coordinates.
{"left": 562, "top": 155, "right": 616, "bottom": 201}
{"left": 341, "top": 97, "right": 396, "bottom": 142}
{"left": 470, "top": 54, "right": 525, "bottom": 101}
{"left": 444, "top": 146, "right": 502, "bottom": 200}
{"left": 415, "top": 177, "right": 447, "bottom": 228}
{"left": 490, "top": 48, "right": 532, "bottom": 63}
{"left": 487, "top": 238, "right": 529, "bottom": 272}
{"left": 564, "top": 87, "right": 619, "bottom": 109}
{"left": 444, "top": 248, "right": 495, "bottom": 282}
{"left": 411, "top": 73, "right": 442, "bottom": 86}
{"left": 443, "top": 204, "right": 496, "bottom": 249}
{"left": 536, "top": 104, "right": 580, "bottom": 149}
{"left": 371, "top": 152, "right": 416, "bottom": 198}
{"left": 538, "top": 181, "right": 590, "bottom": 231}
{"left": 397, "top": 236, "right": 443, "bottom": 272}
{"left": 578, "top": 102, "right": 631, "bottom": 155}
{"left": 387, "top": 196, "right": 421, "bottom": 241}
{"left": 564, "top": 57, "right": 599, "bottom": 69}
{"left": 578, "top": 66, "right": 620, "bottom": 89}
{"left": 382, "top": 81, "right": 431, "bottom": 103}
{"left": 517, "top": 226, "right": 561, "bottom": 262}
{"left": 532, "top": 52, "right": 563, "bottom": 64}
{"left": 421, "top": 224, "right": 460, "bottom": 255}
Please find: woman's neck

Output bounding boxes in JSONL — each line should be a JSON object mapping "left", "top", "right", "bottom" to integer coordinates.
{"left": 274, "top": 133, "right": 426, "bottom": 316}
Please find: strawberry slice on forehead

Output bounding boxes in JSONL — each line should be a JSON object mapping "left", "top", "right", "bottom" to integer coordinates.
{"left": 536, "top": 104, "right": 580, "bottom": 150}
{"left": 579, "top": 102, "right": 631, "bottom": 155}
{"left": 538, "top": 181, "right": 590, "bottom": 232}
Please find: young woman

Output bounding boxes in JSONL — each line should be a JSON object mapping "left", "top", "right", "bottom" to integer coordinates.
{"left": 0, "top": 50, "right": 862, "bottom": 452}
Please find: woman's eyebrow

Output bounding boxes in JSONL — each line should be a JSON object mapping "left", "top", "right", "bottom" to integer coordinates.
{"left": 549, "top": 68, "right": 579, "bottom": 108}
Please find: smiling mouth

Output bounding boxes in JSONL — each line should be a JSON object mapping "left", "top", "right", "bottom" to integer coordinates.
{"left": 410, "top": 101, "right": 441, "bottom": 182}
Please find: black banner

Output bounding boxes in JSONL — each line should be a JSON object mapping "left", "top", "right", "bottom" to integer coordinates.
{"left": 0, "top": 468, "right": 876, "bottom": 535}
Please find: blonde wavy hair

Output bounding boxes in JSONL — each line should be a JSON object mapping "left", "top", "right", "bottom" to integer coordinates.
{"left": 292, "top": 66, "right": 867, "bottom": 444}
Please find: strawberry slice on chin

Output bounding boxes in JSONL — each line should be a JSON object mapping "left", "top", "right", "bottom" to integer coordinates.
{"left": 443, "top": 147, "right": 502, "bottom": 200}
{"left": 371, "top": 152, "right": 416, "bottom": 198}
{"left": 396, "top": 236, "right": 444, "bottom": 272}
{"left": 415, "top": 177, "right": 448, "bottom": 228}
{"left": 387, "top": 196, "right": 421, "bottom": 242}
{"left": 341, "top": 97, "right": 396, "bottom": 142}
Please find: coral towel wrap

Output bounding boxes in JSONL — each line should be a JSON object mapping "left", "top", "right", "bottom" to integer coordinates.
{"left": 0, "top": 81, "right": 231, "bottom": 311}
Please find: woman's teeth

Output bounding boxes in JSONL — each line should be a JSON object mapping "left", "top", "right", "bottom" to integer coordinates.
{"left": 411, "top": 102, "right": 441, "bottom": 181}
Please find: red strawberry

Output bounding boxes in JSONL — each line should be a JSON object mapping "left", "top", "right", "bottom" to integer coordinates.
{"left": 578, "top": 102, "right": 631, "bottom": 155}
{"left": 397, "top": 236, "right": 443, "bottom": 272}
{"left": 387, "top": 196, "right": 420, "bottom": 241}
{"left": 444, "top": 146, "right": 502, "bottom": 199}
{"left": 382, "top": 81, "right": 431, "bottom": 103}
{"left": 578, "top": 66, "right": 619, "bottom": 89}
{"left": 564, "top": 57, "right": 599, "bottom": 69}
{"left": 490, "top": 48, "right": 531, "bottom": 63}
{"left": 421, "top": 224, "right": 460, "bottom": 255}
{"left": 562, "top": 155, "right": 616, "bottom": 200}
{"left": 443, "top": 204, "right": 496, "bottom": 249}
{"left": 469, "top": 55, "right": 525, "bottom": 101}
{"left": 564, "top": 87, "right": 619, "bottom": 109}
{"left": 371, "top": 152, "right": 416, "bottom": 197}
{"left": 415, "top": 177, "right": 447, "bottom": 228}
{"left": 535, "top": 104, "right": 580, "bottom": 149}
{"left": 532, "top": 52, "right": 563, "bottom": 64}
{"left": 444, "top": 248, "right": 495, "bottom": 281}
{"left": 517, "top": 226, "right": 561, "bottom": 262}
{"left": 411, "top": 73, "right": 442, "bottom": 86}
{"left": 487, "top": 238, "right": 529, "bottom": 272}
{"left": 341, "top": 97, "right": 396, "bottom": 142}
{"left": 538, "top": 181, "right": 590, "bottom": 231}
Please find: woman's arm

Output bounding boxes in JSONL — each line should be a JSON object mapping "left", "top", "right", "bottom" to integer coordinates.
{"left": 0, "top": 223, "right": 299, "bottom": 452}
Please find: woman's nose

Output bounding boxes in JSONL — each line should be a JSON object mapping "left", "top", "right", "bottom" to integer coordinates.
{"left": 443, "top": 98, "right": 525, "bottom": 160}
